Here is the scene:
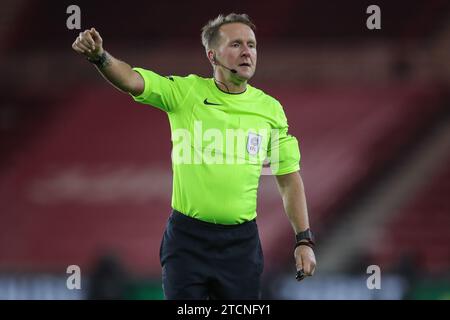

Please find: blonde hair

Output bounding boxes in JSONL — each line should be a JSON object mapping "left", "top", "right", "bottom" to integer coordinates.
{"left": 201, "top": 13, "right": 256, "bottom": 50}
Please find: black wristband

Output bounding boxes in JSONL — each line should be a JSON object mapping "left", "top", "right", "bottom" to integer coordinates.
{"left": 295, "top": 228, "right": 315, "bottom": 244}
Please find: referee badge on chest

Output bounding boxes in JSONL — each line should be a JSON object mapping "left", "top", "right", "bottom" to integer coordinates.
{"left": 247, "top": 132, "right": 262, "bottom": 156}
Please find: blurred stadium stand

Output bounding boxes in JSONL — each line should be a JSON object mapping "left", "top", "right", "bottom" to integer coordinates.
{"left": 0, "top": 0, "right": 449, "bottom": 299}
{"left": 370, "top": 152, "right": 450, "bottom": 275}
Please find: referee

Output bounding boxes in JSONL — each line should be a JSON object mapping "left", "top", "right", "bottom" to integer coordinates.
{"left": 72, "top": 13, "right": 316, "bottom": 300}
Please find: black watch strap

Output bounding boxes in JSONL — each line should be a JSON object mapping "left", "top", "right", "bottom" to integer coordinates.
{"left": 295, "top": 228, "right": 315, "bottom": 245}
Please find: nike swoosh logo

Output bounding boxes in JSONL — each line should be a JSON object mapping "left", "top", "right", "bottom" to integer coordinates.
{"left": 204, "top": 98, "right": 222, "bottom": 106}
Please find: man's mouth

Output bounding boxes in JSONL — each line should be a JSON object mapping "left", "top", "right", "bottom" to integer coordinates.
{"left": 238, "top": 63, "right": 251, "bottom": 67}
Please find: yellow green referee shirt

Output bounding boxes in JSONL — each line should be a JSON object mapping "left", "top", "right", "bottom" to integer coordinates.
{"left": 131, "top": 68, "right": 300, "bottom": 224}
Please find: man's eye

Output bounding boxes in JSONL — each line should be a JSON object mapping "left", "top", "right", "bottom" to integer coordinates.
{"left": 232, "top": 43, "right": 240, "bottom": 48}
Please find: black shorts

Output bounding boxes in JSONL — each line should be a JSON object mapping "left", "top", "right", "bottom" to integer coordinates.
{"left": 160, "top": 209, "right": 264, "bottom": 300}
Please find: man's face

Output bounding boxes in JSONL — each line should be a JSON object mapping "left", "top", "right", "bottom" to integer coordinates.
{"left": 214, "top": 23, "right": 257, "bottom": 81}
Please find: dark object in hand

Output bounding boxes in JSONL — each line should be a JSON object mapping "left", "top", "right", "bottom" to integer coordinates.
{"left": 296, "top": 269, "right": 305, "bottom": 281}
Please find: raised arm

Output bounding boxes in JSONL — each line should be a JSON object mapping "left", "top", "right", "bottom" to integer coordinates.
{"left": 72, "top": 28, "right": 144, "bottom": 96}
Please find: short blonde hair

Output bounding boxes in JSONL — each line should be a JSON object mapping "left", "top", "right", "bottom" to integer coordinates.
{"left": 201, "top": 13, "right": 256, "bottom": 50}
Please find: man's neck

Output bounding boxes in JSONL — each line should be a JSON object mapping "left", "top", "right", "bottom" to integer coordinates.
{"left": 214, "top": 71, "right": 247, "bottom": 94}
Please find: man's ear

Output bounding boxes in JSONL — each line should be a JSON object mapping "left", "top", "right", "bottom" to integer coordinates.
{"left": 207, "top": 50, "right": 216, "bottom": 65}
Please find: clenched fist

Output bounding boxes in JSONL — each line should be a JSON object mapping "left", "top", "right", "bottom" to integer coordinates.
{"left": 72, "top": 28, "right": 104, "bottom": 60}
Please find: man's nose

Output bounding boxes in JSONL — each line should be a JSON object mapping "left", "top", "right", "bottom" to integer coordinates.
{"left": 241, "top": 45, "right": 252, "bottom": 57}
{"left": 241, "top": 49, "right": 250, "bottom": 57}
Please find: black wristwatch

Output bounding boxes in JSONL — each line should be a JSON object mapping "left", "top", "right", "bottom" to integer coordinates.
{"left": 294, "top": 228, "right": 315, "bottom": 250}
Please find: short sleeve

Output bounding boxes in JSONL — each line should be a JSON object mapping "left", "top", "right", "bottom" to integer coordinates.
{"left": 267, "top": 103, "right": 301, "bottom": 175}
{"left": 130, "top": 67, "right": 194, "bottom": 113}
